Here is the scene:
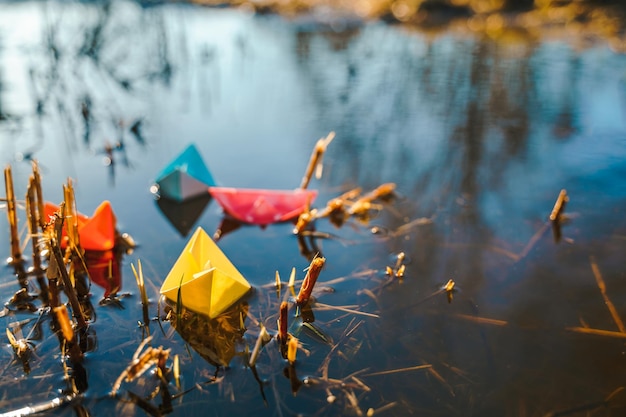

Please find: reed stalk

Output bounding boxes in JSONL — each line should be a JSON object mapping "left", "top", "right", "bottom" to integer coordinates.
{"left": 249, "top": 325, "right": 270, "bottom": 367}
{"left": 4, "top": 166, "right": 22, "bottom": 266}
{"left": 296, "top": 256, "right": 325, "bottom": 307}
{"left": 54, "top": 305, "right": 84, "bottom": 363}
{"left": 278, "top": 301, "right": 289, "bottom": 358}
{"left": 299, "top": 132, "right": 335, "bottom": 189}
{"left": 26, "top": 177, "right": 48, "bottom": 304}
{"left": 48, "top": 213, "right": 88, "bottom": 330}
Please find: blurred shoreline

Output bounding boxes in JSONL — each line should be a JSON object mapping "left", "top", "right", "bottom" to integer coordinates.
{"left": 188, "top": 0, "right": 626, "bottom": 51}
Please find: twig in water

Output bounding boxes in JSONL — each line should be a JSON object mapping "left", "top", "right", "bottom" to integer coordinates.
{"left": 4, "top": 165, "right": 22, "bottom": 266}
{"left": 549, "top": 189, "right": 569, "bottom": 243}
{"left": 314, "top": 302, "right": 379, "bottom": 318}
{"left": 589, "top": 256, "right": 625, "bottom": 333}
{"left": 566, "top": 327, "right": 626, "bottom": 339}
{"left": 300, "top": 132, "right": 335, "bottom": 189}
{"left": 296, "top": 256, "right": 325, "bottom": 307}
{"left": 362, "top": 364, "right": 432, "bottom": 377}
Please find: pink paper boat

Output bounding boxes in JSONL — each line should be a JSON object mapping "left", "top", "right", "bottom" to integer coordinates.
{"left": 208, "top": 187, "right": 317, "bottom": 226}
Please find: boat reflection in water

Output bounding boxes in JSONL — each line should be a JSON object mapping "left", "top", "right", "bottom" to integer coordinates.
{"left": 83, "top": 249, "right": 122, "bottom": 299}
{"left": 155, "top": 193, "right": 213, "bottom": 237}
{"left": 163, "top": 298, "right": 249, "bottom": 368}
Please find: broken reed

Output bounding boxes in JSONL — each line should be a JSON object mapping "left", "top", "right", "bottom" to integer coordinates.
{"left": 26, "top": 176, "right": 48, "bottom": 304}
{"left": 131, "top": 260, "right": 150, "bottom": 330}
{"left": 54, "top": 305, "right": 83, "bottom": 364}
{"left": 63, "top": 180, "right": 81, "bottom": 254}
{"left": 296, "top": 256, "right": 325, "bottom": 307}
{"left": 249, "top": 325, "right": 270, "bottom": 367}
{"left": 47, "top": 211, "right": 88, "bottom": 330}
{"left": 300, "top": 131, "right": 335, "bottom": 189}
{"left": 550, "top": 189, "right": 568, "bottom": 243}
{"left": 278, "top": 301, "right": 289, "bottom": 357}
{"left": 549, "top": 189, "right": 568, "bottom": 222}
{"left": 4, "top": 166, "right": 22, "bottom": 265}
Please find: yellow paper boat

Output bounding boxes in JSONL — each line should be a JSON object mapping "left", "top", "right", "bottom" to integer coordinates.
{"left": 160, "top": 227, "right": 251, "bottom": 318}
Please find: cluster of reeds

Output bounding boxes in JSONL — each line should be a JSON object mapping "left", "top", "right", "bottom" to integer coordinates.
{"left": 3, "top": 162, "right": 100, "bottom": 389}
{"left": 294, "top": 182, "right": 398, "bottom": 235}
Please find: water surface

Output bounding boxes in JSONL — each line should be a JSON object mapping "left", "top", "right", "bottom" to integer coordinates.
{"left": 1, "top": 1, "right": 626, "bottom": 416}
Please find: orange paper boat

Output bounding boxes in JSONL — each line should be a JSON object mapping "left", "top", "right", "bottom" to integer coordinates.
{"left": 44, "top": 201, "right": 117, "bottom": 251}
{"left": 208, "top": 187, "right": 317, "bottom": 226}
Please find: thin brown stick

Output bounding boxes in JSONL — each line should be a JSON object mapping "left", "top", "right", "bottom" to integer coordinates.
{"left": 517, "top": 222, "right": 550, "bottom": 260}
{"left": 453, "top": 314, "right": 508, "bottom": 326}
{"left": 314, "top": 302, "right": 379, "bottom": 318}
{"left": 31, "top": 161, "right": 46, "bottom": 229}
{"left": 296, "top": 256, "right": 325, "bottom": 306}
{"left": 4, "top": 165, "right": 22, "bottom": 264}
{"left": 590, "top": 256, "right": 626, "bottom": 333}
{"left": 549, "top": 189, "right": 568, "bottom": 222}
{"left": 362, "top": 364, "right": 432, "bottom": 377}
{"left": 566, "top": 327, "right": 626, "bottom": 339}
{"left": 299, "top": 132, "right": 335, "bottom": 189}
{"left": 48, "top": 213, "right": 88, "bottom": 330}
{"left": 26, "top": 178, "right": 48, "bottom": 304}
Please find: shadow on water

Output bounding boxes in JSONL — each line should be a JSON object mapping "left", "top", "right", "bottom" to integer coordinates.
{"left": 1, "top": 0, "right": 626, "bottom": 416}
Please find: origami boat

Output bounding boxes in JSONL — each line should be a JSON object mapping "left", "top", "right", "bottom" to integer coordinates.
{"left": 208, "top": 187, "right": 317, "bottom": 226}
{"left": 154, "top": 144, "right": 215, "bottom": 202}
{"left": 43, "top": 201, "right": 117, "bottom": 251}
{"left": 160, "top": 227, "right": 251, "bottom": 318}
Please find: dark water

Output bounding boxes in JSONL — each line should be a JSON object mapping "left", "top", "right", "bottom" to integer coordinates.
{"left": 1, "top": 1, "right": 626, "bottom": 416}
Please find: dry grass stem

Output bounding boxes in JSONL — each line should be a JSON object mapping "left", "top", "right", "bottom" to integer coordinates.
{"left": 566, "top": 327, "right": 626, "bottom": 339}
{"left": 296, "top": 256, "right": 325, "bottom": 306}
{"left": 517, "top": 222, "right": 550, "bottom": 260}
{"left": 287, "top": 336, "right": 298, "bottom": 365}
{"left": 249, "top": 325, "right": 270, "bottom": 367}
{"left": 549, "top": 189, "right": 568, "bottom": 222}
{"left": 314, "top": 302, "right": 379, "bottom": 318}
{"left": 278, "top": 301, "right": 289, "bottom": 345}
{"left": 53, "top": 305, "right": 75, "bottom": 343}
{"left": 362, "top": 364, "right": 432, "bottom": 377}
{"left": 31, "top": 161, "right": 45, "bottom": 229}
{"left": 63, "top": 180, "right": 80, "bottom": 252}
{"left": 589, "top": 256, "right": 625, "bottom": 333}
{"left": 453, "top": 314, "right": 508, "bottom": 326}
{"left": 300, "top": 131, "right": 335, "bottom": 189}
{"left": 4, "top": 165, "right": 22, "bottom": 264}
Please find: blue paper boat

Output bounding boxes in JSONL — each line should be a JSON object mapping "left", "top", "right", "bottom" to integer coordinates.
{"left": 154, "top": 144, "right": 216, "bottom": 201}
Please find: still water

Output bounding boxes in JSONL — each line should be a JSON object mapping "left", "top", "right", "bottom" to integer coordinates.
{"left": 1, "top": 1, "right": 626, "bottom": 415}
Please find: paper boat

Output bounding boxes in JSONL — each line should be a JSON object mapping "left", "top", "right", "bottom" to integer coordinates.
{"left": 208, "top": 187, "right": 317, "bottom": 225}
{"left": 160, "top": 227, "right": 251, "bottom": 318}
{"left": 154, "top": 144, "right": 216, "bottom": 202}
{"left": 44, "top": 201, "right": 117, "bottom": 251}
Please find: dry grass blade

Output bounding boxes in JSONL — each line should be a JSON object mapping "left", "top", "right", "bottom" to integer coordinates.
{"left": 362, "top": 364, "right": 432, "bottom": 377}
{"left": 4, "top": 165, "right": 22, "bottom": 264}
{"left": 517, "top": 222, "right": 550, "bottom": 260}
{"left": 453, "top": 314, "right": 508, "bottom": 326}
{"left": 367, "top": 401, "right": 398, "bottom": 415}
{"left": 296, "top": 256, "right": 325, "bottom": 307}
{"left": 300, "top": 131, "right": 335, "bottom": 189}
{"left": 314, "top": 302, "right": 379, "bottom": 318}
{"left": 566, "top": 327, "right": 626, "bottom": 339}
{"left": 549, "top": 189, "right": 568, "bottom": 222}
{"left": 589, "top": 256, "right": 625, "bottom": 333}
